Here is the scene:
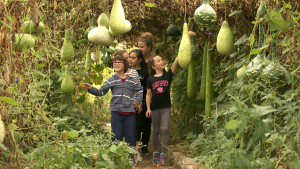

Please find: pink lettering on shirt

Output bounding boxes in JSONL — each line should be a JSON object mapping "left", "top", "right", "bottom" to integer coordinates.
{"left": 152, "top": 80, "right": 169, "bottom": 92}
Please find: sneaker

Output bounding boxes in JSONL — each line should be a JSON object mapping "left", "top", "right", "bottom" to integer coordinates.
{"left": 153, "top": 152, "right": 160, "bottom": 163}
{"left": 160, "top": 154, "right": 166, "bottom": 164}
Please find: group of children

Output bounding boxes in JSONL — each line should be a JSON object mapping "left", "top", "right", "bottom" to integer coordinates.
{"left": 82, "top": 32, "right": 179, "bottom": 164}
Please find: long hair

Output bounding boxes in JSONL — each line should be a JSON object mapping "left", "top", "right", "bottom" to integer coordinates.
{"left": 138, "top": 32, "right": 154, "bottom": 52}
{"left": 129, "top": 49, "right": 146, "bottom": 69}
{"left": 147, "top": 55, "right": 166, "bottom": 76}
{"left": 112, "top": 55, "right": 129, "bottom": 73}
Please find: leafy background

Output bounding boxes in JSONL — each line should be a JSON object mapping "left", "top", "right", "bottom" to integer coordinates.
{"left": 0, "top": 0, "right": 299, "bottom": 168}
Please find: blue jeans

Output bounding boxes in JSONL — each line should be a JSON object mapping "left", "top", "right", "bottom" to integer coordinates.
{"left": 111, "top": 111, "right": 136, "bottom": 147}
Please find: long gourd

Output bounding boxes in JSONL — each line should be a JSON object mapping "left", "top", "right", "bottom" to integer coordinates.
{"left": 199, "top": 42, "right": 208, "bottom": 100}
{"left": 178, "top": 23, "right": 192, "bottom": 68}
{"left": 187, "top": 60, "right": 195, "bottom": 98}
{"left": 205, "top": 44, "right": 212, "bottom": 116}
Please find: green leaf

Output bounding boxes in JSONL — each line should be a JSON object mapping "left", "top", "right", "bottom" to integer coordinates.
{"left": 0, "top": 144, "right": 8, "bottom": 151}
{"left": 68, "top": 130, "right": 79, "bottom": 138}
{"left": 234, "top": 34, "right": 247, "bottom": 45}
{"left": 8, "top": 123, "right": 19, "bottom": 130}
{"left": 0, "top": 20, "right": 12, "bottom": 30}
{"left": 250, "top": 48, "right": 260, "bottom": 55}
{"left": 225, "top": 120, "right": 242, "bottom": 129}
{"left": 268, "top": 10, "right": 287, "bottom": 31}
{"left": 294, "top": 30, "right": 300, "bottom": 38}
{"left": 253, "top": 105, "right": 276, "bottom": 116}
{"left": 249, "top": 34, "right": 255, "bottom": 46}
{"left": 36, "top": 63, "right": 46, "bottom": 68}
{"left": 76, "top": 94, "right": 86, "bottom": 104}
{"left": 94, "top": 64, "right": 104, "bottom": 72}
{"left": 144, "top": 2, "right": 156, "bottom": 8}
{"left": 0, "top": 97, "right": 18, "bottom": 105}
{"left": 229, "top": 10, "right": 242, "bottom": 17}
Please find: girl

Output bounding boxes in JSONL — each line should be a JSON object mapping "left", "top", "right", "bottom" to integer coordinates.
{"left": 138, "top": 32, "right": 155, "bottom": 63}
{"left": 146, "top": 55, "right": 178, "bottom": 164}
{"left": 115, "top": 50, "right": 140, "bottom": 89}
{"left": 82, "top": 55, "right": 143, "bottom": 161}
{"left": 128, "top": 49, "right": 151, "bottom": 154}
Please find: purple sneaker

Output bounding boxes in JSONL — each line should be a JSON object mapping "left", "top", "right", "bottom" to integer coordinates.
{"left": 153, "top": 152, "right": 160, "bottom": 163}
{"left": 160, "top": 154, "right": 166, "bottom": 164}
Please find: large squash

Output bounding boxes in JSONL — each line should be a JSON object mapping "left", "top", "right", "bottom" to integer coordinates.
{"left": 194, "top": 0, "right": 217, "bottom": 27}
{"left": 178, "top": 23, "right": 192, "bottom": 68}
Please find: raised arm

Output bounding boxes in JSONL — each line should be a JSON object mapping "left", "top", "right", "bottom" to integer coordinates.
{"left": 171, "top": 56, "right": 179, "bottom": 74}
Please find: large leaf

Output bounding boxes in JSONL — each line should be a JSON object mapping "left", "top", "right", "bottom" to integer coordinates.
{"left": 268, "top": 10, "right": 287, "bottom": 32}
{"left": 225, "top": 120, "right": 242, "bottom": 130}
{"left": 252, "top": 105, "right": 276, "bottom": 116}
{"left": 0, "top": 96, "right": 18, "bottom": 105}
{"left": 234, "top": 34, "right": 247, "bottom": 45}
{"left": 68, "top": 130, "right": 79, "bottom": 138}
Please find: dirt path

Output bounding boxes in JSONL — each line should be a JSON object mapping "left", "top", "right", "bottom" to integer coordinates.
{"left": 134, "top": 153, "right": 173, "bottom": 169}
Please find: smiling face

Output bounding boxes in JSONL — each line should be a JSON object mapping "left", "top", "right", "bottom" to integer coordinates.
{"left": 113, "top": 60, "right": 125, "bottom": 73}
{"left": 128, "top": 52, "right": 141, "bottom": 67}
{"left": 152, "top": 56, "right": 165, "bottom": 71}
{"left": 138, "top": 41, "right": 151, "bottom": 57}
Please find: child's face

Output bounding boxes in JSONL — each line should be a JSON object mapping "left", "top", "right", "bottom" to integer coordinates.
{"left": 123, "top": 52, "right": 129, "bottom": 60}
{"left": 152, "top": 56, "right": 165, "bottom": 71}
{"left": 138, "top": 41, "right": 151, "bottom": 56}
{"left": 113, "top": 60, "right": 125, "bottom": 73}
{"left": 128, "top": 52, "right": 141, "bottom": 67}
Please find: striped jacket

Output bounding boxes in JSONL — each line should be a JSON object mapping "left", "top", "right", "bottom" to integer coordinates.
{"left": 88, "top": 74, "right": 143, "bottom": 112}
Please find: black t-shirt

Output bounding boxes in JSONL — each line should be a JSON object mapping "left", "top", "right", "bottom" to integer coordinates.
{"left": 136, "top": 65, "right": 148, "bottom": 106}
{"left": 147, "top": 69, "right": 173, "bottom": 110}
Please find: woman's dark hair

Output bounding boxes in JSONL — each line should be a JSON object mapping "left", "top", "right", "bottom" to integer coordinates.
{"left": 129, "top": 49, "right": 146, "bottom": 68}
{"left": 112, "top": 55, "right": 129, "bottom": 73}
{"left": 147, "top": 55, "right": 166, "bottom": 76}
{"left": 138, "top": 32, "right": 154, "bottom": 51}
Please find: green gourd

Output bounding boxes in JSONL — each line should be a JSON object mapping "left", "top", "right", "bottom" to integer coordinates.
{"left": 97, "top": 13, "right": 109, "bottom": 27}
{"left": 194, "top": 0, "right": 217, "bottom": 27}
{"left": 178, "top": 23, "right": 192, "bottom": 68}
{"left": 21, "top": 21, "right": 44, "bottom": 34}
{"left": 166, "top": 15, "right": 181, "bottom": 36}
{"left": 12, "top": 34, "right": 36, "bottom": 50}
{"left": 84, "top": 14, "right": 97, "bottom": 40}
{"left": 85, "top": 50, "right": 92, "bottom": 71}
{"left": 88, "top": 14, "right": 114, "bottom": 46}
{"left": 61, "top": 30, "right": 74, "bottom": 62}
{"left": 199, "top": 42, "right": 208, "bottom": 100}
{"left": 217, "top": 21, "right": 234, "bottom": 56}
{"left": 237, "top": 65, "right": 246, "bottom": 79}
{"left": 261, "top": 62, "right": 288, "bottom": 86}
{"left": 187, "top": 60, "right": 196, "bottom": 98}
{"left": 205, "top": 46, "right": 212, "bottom": 116}
{"left": 61, "top": 65, "right": 75, "bottom": 95}
{"left": 109, "top": 0, "right": 126, "bottom": 35}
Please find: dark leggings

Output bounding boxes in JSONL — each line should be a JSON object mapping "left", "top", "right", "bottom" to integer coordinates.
{"left": 136, "top": 106, "right": 152, "bottom": 149}
{"left": 151, "top": 107, "right": 171, "bottom": 153}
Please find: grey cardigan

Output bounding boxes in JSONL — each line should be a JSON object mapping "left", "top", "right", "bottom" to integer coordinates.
{"left": 88, "top": 74, "right": 143, "bottom": 112}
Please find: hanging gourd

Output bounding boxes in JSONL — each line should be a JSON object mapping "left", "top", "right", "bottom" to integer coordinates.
{"left": 85, "top": 50, "right": 92, "bottom": 71}
{"left": 199, "top": 42, "right": 208, "bottom": 100}
{"left": 84, "top": 14, "right": 98, "bottom": 40}
{"left": 216, "top": 21, "right": 234, "bottom": 56}
{"left": 236, "top": 65, "right": 246, "bottom": 79}
{"left": 12, "top": 34, "right": 36, "bottom": 50}
{"left": 205, "top": 46, "right": 212, "bottom": 116}
{"left": 261, "top": 62, "right": 288, "bottom": 86}
{"left": 61, "top": 65, "right": 75, "bottom": 95}
{"left": 88, "top": 13, "right": 114, "bottom": 46}
{"left": 0, "top": 114, "right": 5, "bottom": 144}
{"left": 109, "top": 0, "right": 126, "bottom": 35}
{"left": 97, "top": 13, "right": 109, "bottom": 28}
{"left": 92, "top": 50, "right": 101, "bottom": 62}
{"left": 166, "top": 15, "right": 181, "bottom": 37}
{"left": 21, "top": 21, "right": 44, "bottom": 34}
{"left": 187, "top": 60, "right": 196, "bottom": 98}
{"left": 178, "top": 23, "right": 192, "bottom": 68}
{"left": 61, "top": 30, "right": 74, "bottom": 62}
{"left": 194, "top": 0, "right": 217, "bottom": 28}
